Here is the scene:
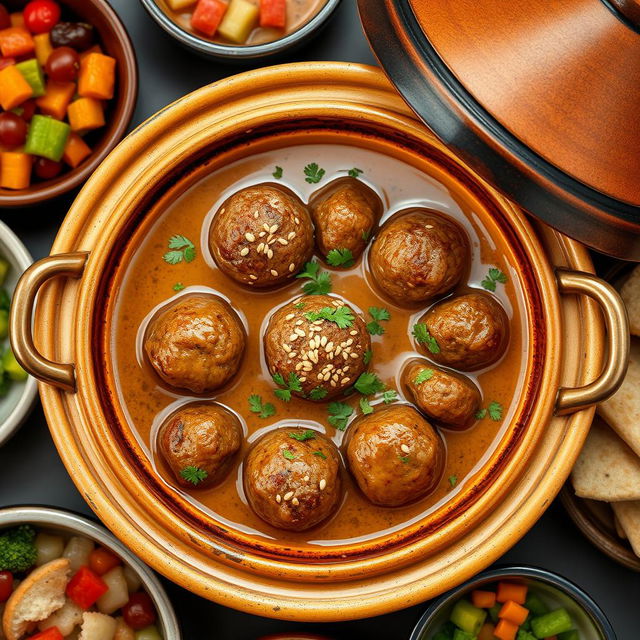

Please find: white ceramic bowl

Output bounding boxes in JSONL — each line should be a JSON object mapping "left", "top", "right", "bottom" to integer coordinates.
{"left": 0, "top": 221, "right": 37, "bottom": 446}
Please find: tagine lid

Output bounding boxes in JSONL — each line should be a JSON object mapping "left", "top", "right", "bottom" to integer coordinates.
{"left": 358, "top": 0, "right": 640, "bottom": 260}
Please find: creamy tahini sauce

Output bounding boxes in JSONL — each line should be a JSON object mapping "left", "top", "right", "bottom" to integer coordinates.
{"left": 107, "top": 137, "right": 528, "bottom": 549}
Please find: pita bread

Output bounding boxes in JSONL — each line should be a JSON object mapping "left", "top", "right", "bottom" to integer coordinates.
{"left": 619, "top": 266, "right": 640, "bottom": 337}
{"left": 572, "top": 418, "right": 640, "bottom": 501}
{"left": 611, "top": 501, "right": 640, "bottom": 557}
{"left": 614, "top": 515, "right": 627, "bottom": 539}
{"left": 598, "top": 338, "right": 640, "bottom": 457}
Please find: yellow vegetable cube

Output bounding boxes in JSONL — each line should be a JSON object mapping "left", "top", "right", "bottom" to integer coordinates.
{"left": 33, "top": 33, "right": 53, "bottom": 67}
{"left": 166, "top": 0, "right": 198, "bottom": 9}
{"left": 217, "top": 0, "right": 258, "bottom": 44}
{"left": 67, "top": 97, "right": 105, "bottom": 133}
{"left": 1, "top": 152, "right": 32, "bottom": 190}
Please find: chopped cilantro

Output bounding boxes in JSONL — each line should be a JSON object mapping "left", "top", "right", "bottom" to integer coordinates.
{"left": 363, "top": 349, "right": 373, "bottom": 365}
{"left": 362, "top": 229, "right": 370, "bottom": 242}
{"left": 326, "top": 248, "right": 354, "bottom": 268}
{"left": 481, "top": 267, "right": 508, "bottom": 292}
{"left": 354, "top": 372, "right": 385, "bottom": 396}
{"left": 163, "top": 235, "right": 196, "bottom": 265}
{"left": 313, "top": 450, "right": 327, "bottom": 459}
{"left": 309, "top": 387, "right": 328, "bottom": 401}
{"left": 296, "top": 261, "right": 332, "bottom": 295}
{"left": 282, "top": 449, "right": 296, "bottom": 460}
{"left": 449, "top": 475, "right": 458, "bottom": 488}
{"left": 272, "top": 165, "right": 283, "bottom": 179}
{"left": 412, "top": 323, "right": 440, "bottom": 354}
{"left": 305, "top": 305, "right": 354, "bottom": 329}
{"left": 475, "top": 408, "right": 487, "bottom": 420}
{"left": 359, "top": 397, "right": 374, "bottom": 415}
{"left": 180, "top": 466, "right": 208, "bottom": 486}
{"left": 273, "top": 372, "right": 303, "bottom": 402}
{"left": 294, "top": 301, "right": 306, "bottom": 309}
{"left": 414, "top": 368, "right": 434, "bottom": 385}
{"left": 248, "top": 394, "right": 276, "bottom": 419}
{"left": 367, "top": 307, "right": 391, "bottom": 335}
{"left": 173, "top": 282, "right": 185, "bottom": 291}
{"left": 304, "top": 162, "right": 325, "bottom": 184}
{"left": 348, "top": 167, "right": 363, "bottom": 178}
{"left": 382, "top": 389, "right": 398, "bottom": 404}
{"left": 289, "top": 429, "right": 316, "bottom": 442}
{"left": 488, "top": 401, "right": 503, "bottom": 421}
{"left": 399, "top": 455, "right": 409, "bottom": 464}
{"left": 328, "top": 402, "right": 353, "bottom": 431}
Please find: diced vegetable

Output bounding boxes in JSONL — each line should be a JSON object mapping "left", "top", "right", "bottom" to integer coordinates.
{"left": 90, "top": 547, "right": 122, "bottom": 576}
{"left": 3, "top": 349, "right": 28, "bottom": 381}
{"left": 63, "top": 536, "right": 95, "bottom": 572}
{"left": 0, "top": 525, "right": 37, "bottom": 572}
{"left": 97, "top": 566, "right": 129, "bottom": 614}
{"left": 557, "top": 631, "right": 579, "bottom": 640}
{"left": 10, "top": 12, "right": 25, "bottom": 28}
{"left": 260, "top": 0, "right": 286, "bottom": 28}
{"left": 134, "top": 627, "right": 162, "bottom": 640}
{"left": 191, "top": 0, "right": 228, "bottom": 37}
{"left": 452, "top": 630, "right": 474, "bottom": 640}
{"left": 23, "top": 0, "right": 62, "bottom": 35}
{"left": 78, "top": 612, "right": 117, "bottom": 640}
{"left": 0, "top": 27, "right": 35, "bottom": 57}
{"left": 67, "top": 96, "right": 105, "bottom": 133}
{"left": 168, "top": 0, "right": 198, "bottom": 8}
{"left": 494, "top": 619, "right": 519, "bottom": 640}
{"left": 471, "top": 590, "right": 496, "bottom": 609}
{"left": 515, "top": 630, "right": 537, "bottom": 640}
{"left": 477, "top": 623, "right": 496, "bottom": 640}
{"left": 122, "top": 565, "right": 142, "bottom": 594}
{"left": 0, "top": 152, "right": 32, "bottom": 190}
{"left": 0, "top": 259, "right": 9, "bottom": 286}
{"left": 33, "top": 31, "right": 53, "bottom": 65}
{"left": 450, "top": 599, "right": 487, "bottom": 635}
{"left": 16, "top": 58, "right": 46, "bottom": 97}
{"left": 122, "top": 592, "right": 157, "bottom": 630}
{"left": 489, "top": 602, "right": 502, "bottom": 622}
{"left": 217, "top": 0, "right": 258, "bottom": 43}
{"left": 496, "top": 582, "right": 528, "bottom": 605}
{"left": 0, "top": 310, "right": 8, "bottom": 340}
{"left": 29, "top": 628, "right": 64, "bottom": 640}
{"left": 524, "top": 592, "right": 549, "bottom": 617}
{"left": 62, "top": 132, "right": 91, "bottom": 168}
{"left": 0, "top": 65, "right": 33, "bottom": 110}
{"left": 39, "top": 598, "right": 84, "bottom": 636}
{"left": 499, "top": 600, "right": 529, "bottom": 626}
{"left": 35, "top": 79, "right": 75, "bottom": 119}
{"left": 530, "top": 608, "right": 573, "bottom": 638}
{"left": 25, "top": 114, "right": 70, "bottom": 162}
{"left": 0, "top": 571, "right": 13, "bottom": 603}
{"left": 35, "top": 532, "right": 65, "bottom": 566}
{"left": 77, "top": 52, "right": 115, "bottom": 99}
{"left": 66, "top": 566, "right": 109, "bottom": 609}
{"left": 114, "top": 617, "right": 136, "bottom": 640}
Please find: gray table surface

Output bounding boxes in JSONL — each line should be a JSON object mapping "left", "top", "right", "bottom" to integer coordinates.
{"left": 0, "top": 1, "right": 637, "bottom": 637}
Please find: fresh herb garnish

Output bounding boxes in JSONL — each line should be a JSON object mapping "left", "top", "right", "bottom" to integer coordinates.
{"left": 414, "top": 369, "right": 434, "bottom": 385}
{"left": 282, "top": 449, "right": 296, "bottom": 461}
{"left": 309, "top": 387, "right": 328, "bottom": 401}
{"left": 354, "top": 372, "right": 385, "bottom": 396}
{"left": 362, "top": 229, "right": 370, "bottom": 242}
{"left": 412, "top": 323, "right": 440, "bottom": 354}
{"left": 180, "top": 466, "right": 208, "bottom": 486}
{"left": 294, "top": 302, "right": 306, "bottom": 309}
{"left": 367, "top": 307, "right": 391, "bottom": 335}
{"left": 382, "top": 390, "right": 398, "bottom": 404}
{"left": 163, "top": 235, "right": 196, "bottom": 265}
{"left": 359, "top": 397, "right": 374, "bottom": 415}
{"left": 305, "top": 306, "right": 354, "bottom": 329}
{"left": 173, "top": 282, "right": 185, "bottom": 291}
{"left": 273, "top": 372, "right": 303, "bottom": 402}
{"left": 328, "top": 401, "right": 354, "bottom": 431}
{"left": 449, "top": 475, "right": 458, "bottom": 488}
{"left": 488, "top": 401, "right": 503, "bottom": 421}
{"left": 481, "top": 267, "right": 508, "bottom": 292}
{"left": 296, "top": 261, "right": 332, "bottom": 295}
{"left": 289, "top": 430, "right": 316, "bottom": 442}
{"left": 475, "top": 408, "right": 487, "bottom": 420}
{"left": 399, "top": 455, "right": 409, "bottom": 464}
{"left": 304, "top": 162, "right": 326, "bottom": 184}
{"left": 248, "top": 394, "right": 276, "bottom": 419}
{"left": 272, "top": 165, "right": 283, "bottom": 179}
{"left": 326, "top": 248, "right": 355, "bottom": 268}
{"left": 313, "top": 450, "right": 327, "bottom": 459}
{"left": 363, "top": 349, "right": 373, "bottom": 366}
{"left": 348, "top": 167, "right": 363, "bottom": 178}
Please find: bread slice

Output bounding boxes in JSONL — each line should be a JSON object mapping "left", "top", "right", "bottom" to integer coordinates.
{"left": 2, "top": 558, "right": 71, "bottom": 640}
{"left": 612, "top": 501, "right": 640, "bottom": 557}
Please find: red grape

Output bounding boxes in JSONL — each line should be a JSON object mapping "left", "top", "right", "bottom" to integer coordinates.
{"left": 34, "top": 157, "right": 63, "bottom": 180}
{"left": 23, "top": 0, "right": 61, "bottom": 34}
{"left": 122, "top": 592, "right": 157, "bottom": 630}
{"left": 0, "top": 112, "right": 28, "bottom": 147}
{"left": 45, "top": 46, "right": 79, "bottom": 82}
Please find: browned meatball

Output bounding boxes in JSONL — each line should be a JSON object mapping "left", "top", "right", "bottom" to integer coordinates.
{"left": 158, "top": 403, "right": 242, "bottom": 488}
{"left": 420, "top": 292, "right": 509, "bottom": 370}
{"left": 264, "top": 295, "right": 371, "bottom": 401}
{"left": 402, "top": 361, "right": 481, "bottom": 428}
{"left": 243, "top": 427, "right": 342, "bottom": 531}
{"left": 369, "top": 210, "right": 469, "bottom": 305}
{"left": 310, "top": 178, "right": 382, "bottom": 263}
{"left": 346, "top": 405, "right": 444, "bottom": 507}
{"left": 209, "top": 185, "right": 314, "bottom": 288}
{"left": 144, "top": 294, "right": 245, "bottom": 394}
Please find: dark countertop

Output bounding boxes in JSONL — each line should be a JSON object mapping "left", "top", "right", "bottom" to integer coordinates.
{"left": 0, "top": 1, "right": 637, "bottom": 637}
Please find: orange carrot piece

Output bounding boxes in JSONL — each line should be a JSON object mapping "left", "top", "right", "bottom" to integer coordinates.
{"left": 78, "top": 52, "right": 116, "bottom": 100}
{"left": 62, "top": 132, "right": 92, "bottom": 168}
{"left": 477, "top": 622, "right": 496, "bottom": 640}
{"left": 0, "top": 27, "right": 35, "bottom": 58}
{"left": 36, "top": 80, "right": 75, "bottom": 120}
{"left": 494, "top": 619, "right": 519, "bottom": 640}
{"left": 496, "top": 581, "right": 528, "bottom": 604}
{"left": 471, "top": 590, "right": 496, "bottom": 609}
{"left": 0, "top": 64, "right": 33, "bottom": 110}
{"left": 9, "top": 12, "right": 24, "bottom": 28}
{"left": 0, "top": 152, "right": 32, "bottom": 190}
{"left": 78, "top": 44, "right": 103, "bottom": 61}
{"left": 498, "top": 600, "right": 529, "bottom": 625}
{"left": 67, "top": 97, "right": 105, "bottom": 133}
{"left": 33, "top": 32, "right": 53, "bottom": 66}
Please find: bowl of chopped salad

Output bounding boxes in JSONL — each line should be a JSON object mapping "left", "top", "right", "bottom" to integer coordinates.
{"left": 0, "top": 220, "right": 37, "bottom": 447}
{"left": 410, "top": 566, "right": 616, "bottom": 640}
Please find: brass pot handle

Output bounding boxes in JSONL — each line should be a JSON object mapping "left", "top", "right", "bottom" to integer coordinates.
{"left": 555, "top": 268, "right": 629, "bottom": 415}
{"left": 10, "top": 252, "right": 88, "bottom": 394}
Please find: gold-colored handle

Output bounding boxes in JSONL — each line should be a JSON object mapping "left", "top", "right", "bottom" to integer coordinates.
{"left": 555, "top": 269, "right": 629, "bottom": 415}
{"left": 10, "top": 252, "right": 88, "bottom": 393}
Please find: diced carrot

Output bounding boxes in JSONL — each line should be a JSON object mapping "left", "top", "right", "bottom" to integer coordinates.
{"left": 67, "top": 97, "right": 105, "bottom": 133}
{"left": 78, "top": 44, "right": 103, "bottom": 61}
{"left": 494, "top": 619, "right": 519, "bottom": 640}
{"left": 0, "top": 27, "right": 35, "bottom": 58}
{"left": 0, "top": 64, "right": 33, "bottom": 109}
{"left": 77, "top": 52, "right": 116, "bottom": 100}
{"left": 33, "top": 32, "right": 53, "bottom": 66}
{"left": 260, "top": 0, "right": 286, "bottom": 28}
{"left": 10, "top": 12, "right": 24, "bottom": 28}
{"left": 191, "top": 0, "right": 228, "bottom": 37}
{"left": 498, "top": 600, "right": 529, "bottom": 625}
{"left": 0, "top": 57, "right": 15, "bottom": 71}
{"left": 471, "top": 590, "right": 496, "bottom": 609}
{"left": 62, "top": 132, "right": 92, "bottom": 168}
{"left": 0, "top": 152, "right": 32, "bottom": 190}
{"left": 35, "top": 80, "right": 75, "bottom": 120}
{"left": 477, "top": 622, "right": 496, "bottom": 640}
{"left": 496, "top": 581, "right": 528, "bottom": 604}
{"left": 167, "top": 0, "right": 198, "bottom": 9}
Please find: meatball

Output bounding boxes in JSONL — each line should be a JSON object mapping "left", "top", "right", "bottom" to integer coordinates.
{"left": 369, "top": 209, "right": 469, "bottom": 305}
{"left": 346, "top": 405, "right": 444, "bottom": 507}
{"left": 158, "top": 403, "right": 242, "bottom": 489}
{"left": 402, "top": 361, "right": 481, "bottom": 428}
{"left": 244, "top": 427, "right": 342, "bottom": 531}
{"left": 209, "top": 185, "right": 314, "bottom": 288}
{"left": 264, "top": 295, "right": 371, "bottom": 400}
{"left": 310, "top": 178, "right": 381, "bottom": 263}
{"left": 144, "top": 294, "right": 245, "bottom": 394}
{"left": 420, "top": 292, "right": 509, "bottom": 370}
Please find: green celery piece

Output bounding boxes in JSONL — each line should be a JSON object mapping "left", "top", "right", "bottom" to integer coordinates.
{"left": 0, "top": 310, "right": 8, "bottom": 340}
{"left": 525, "top": 592, "right": 549, "bottom": 617}
{"left": 530, "top": 608, "right": 573, "bottom": 638}
{"left": 516, "top": 631, "right": 537, "bottom": 640}
{"left": 134, "top": 627, "right": 163, "bottom": 640}
{"left": 15, "top": 59, "right": 45, "bottom": 97}
{"left": 452, "top": 630, "right": 476, "bottom": 640}
{"left": 521, "top": 616, "right": 532, "bottom": 631}
{"left": 25, "top": 115, "right": 70, "bottom": 162}
{"left": 450, "top": 600, "right": 487, "bottom": 635}
{"left": 0, "top": 259, "right": 9, "bottom": 287}
{"left": 558, "top": 632, "right": 580, "bottom": 640}
{"left": 488, "top": 603, "right": 501, "bottom": 623}
{"left": 2, "top": 349, "right": 27, "bottom": 382}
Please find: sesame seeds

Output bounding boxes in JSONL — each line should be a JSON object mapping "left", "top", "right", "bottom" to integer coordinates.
{"left": 283, "top": 343, "right": 292, "bottom": 353}
{"left": 303, "top": 475, "right": 310, "bottom": 482}
{"left": 289, "top": 333, "right": 299, "bottom": 342}
{"left": 289, "top": 263, "right": 296, "bottom": 272}
{"left": 285, "top": 313, "right": 295, "bottom": 321}
{"left": 267, "top": 249, "right": 274, "bottom": 259}
{"left": 245, "top": 232, "right": 256, "bottom": 242}
{"left": 283, "top": 491, "right": 294, "bottom": 501}
{"left": 319, "top": 479, "right": 327, "bottom": 491}
{"left": 249, "top": 274, "right": 257, "bottom": 281}
{"left": 291, "top": 497, "right": 300, "bottom": 506}
{"left": 270, "top": 269, "right": 279, "bottom": 277}
{"left": 276, "top": 494, "right": 282, "bottom": 503}
{"left": 401, "top": 444, "right": 410, "bottom": 454}
{"left": 295, "top": 328, "right": 306, "bottom": 337}
{"left": 288, "top": 231, "right": 296, "bottom": 240}
{"left": 240, "top": 247, "right": 249, "bottom": 257}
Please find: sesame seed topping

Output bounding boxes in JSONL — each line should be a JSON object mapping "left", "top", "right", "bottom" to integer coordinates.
{"left": 320, "top": 336, "right": 328, "bottom": 347}
{"left": 270, "top": 269, "right": 278, "bottom": 277}
{"left": 249, "top": 274, "right": 258, "bottom": 280}
{"left": 341, "top": 377, "right": 350, "bottom": 385}
{"left": 299, "top": 376, "right": 306, "bottom": 382}
{"left": 291, "top": 497, "right": 300, "bottom": 506}
{"left": 317, "top": 373, "right": 324, "bottom": 380}
{"left": 295, "top": 319, "right": 304, "bottom": 325}
{"left": 313, "top": 320, "right": 323, "bottom": 325}
{"left": 294, "top": 217, "right": 300, "bottom": 224}
{"left": 263, "top": 223, "right": 270, "bottom": 232}
{"left": 309, "top": 351, "right": 319, "bottom": 364}
{"left": 401, "top": 444, "right": 410, "bottom": 454}
{"left": 346, "top": 339, "right": 354, "bottom": 346}
{"left": 269, "top": 224, "right": 279, "bottom": 234}
{"left": 267, "top": 249, "right": 274, "bottom": 259}
{"left": 332, "top": 374, "right": 339, "bottom": 382}
{"left": 327, "top": 351, "right": 334, "bottom": 359}
{"left": 259, "top": 231, "right": 266, "bottom": 238}
{"left": 350, "top": 330, "right": 358, "bottom": 336}
{"left": 290, "top": 334, "right": 299, "bottom": 342}
{"left": 289, "top": 351, "right": 297, "bottom": 358}
{"left": 342, "top": 352, "right": 350, "bottom": 360}
{"left": 304, "top": 475, "right": 310, "bottom": 482}
{"left": 319, "top": 479, "right": 326, "bottom": 491}
{"left": 283, "top": 343, "right": 292, "bottom": 352}
{"left": 335, "top": 346, "right": 342, "bottom": 355}
{"left": 276, "top": 494, "right": 282, "bottom": 503}
{"left": 245, "top": 232, "right": 255, "bottom": 242}
{"left": 285, "top": 313, "right": 295, "bottom": 321}
{"left": 426, "top": 224, "right": 434, "bottom": 229}
{"left": 295, "top": 328, "right": 306, "bottom": 337}
{"left": 283, "top": 491, "right": 294, "bottom": 501}
{"left": 240, "top": 247, "right": 250, "bottom": 256}
{"left": 257, "top": 242, "right": 265, "bottom": 253}
{"left": 278, "top": 238, "right": 289, "bottom": 245}
{"left": 350, "top": 352, "right": 359, "bottom": 359}
{"left": 330, "top": 380, "right": 337, "bottom": 387}
{"left": 289, "top": 263, "right": 296, "bottom": 272}
{"left": 253, "top": 211, "right": 259, "bottom": 219}
{"left": 325, "top": 342, "right": 334, "bottom": 352}
{"left": 288, "top": 232, "right": 296, "bottom": 240}
{"left": 296, "top": 362, "right": 304, "bottom": 371}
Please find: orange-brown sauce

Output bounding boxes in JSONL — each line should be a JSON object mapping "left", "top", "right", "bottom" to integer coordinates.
{"left": 157, "top": 0, "right": 328, "bottom": 46}
{"left": 108, "top": 139, "right": 527, "bottom": 549}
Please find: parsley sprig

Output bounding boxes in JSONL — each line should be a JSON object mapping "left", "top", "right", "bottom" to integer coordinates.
{"left": 248, "top": 394, "right": 276, "bottom": 419}
{"left": 367, "top": 307, "right": 390, "bottom": 335}
{"left": 289, "top": 430, "right": 316, "bottom": 442}
{"left": 363, "top": 349, "right": 373, "bottom": 365}
{"left": 481, "top": 267, "right": 508, "bottom": 292}
{"left": 313, "top": 450, "right": 327, "bottom": 459}
{"left": 382, "top": 390, "right": 398, "bottom": 404}
{"left": 304, "top": 162, "right": 326, "bottom": 184}
{"left": 414, "top": 368, "right": 434, "bottom": 385}
{"left": 173, "top": 282, "right": 185, "bottom": 291}
{"left": 272, "top": 166, "right": 283, "bottom": 179}
{"left": 180, "top": 466, "right": 208, "bottom": 486}
{"left": 449, "top": 475, "right": 458, "bottom": 488}
{"left": 359, "top": 397, "right": 374, "bottom": 415}
{"left": 305, "top": 306, "right": 354, "bottom": 329}
{"left": 309, "top": 387, "right": 328, "bottom": 401}
{"left": 412, "top": 323, "right": 440, "bottom": 354}
{"left": 282, "top": 449, "right": 296, "bottom": 460}
{"left": 163, "top": 235, "right": 196, "bottom": 265}
{"left": 328, "top": 402, "right": 353, "bottom": 431}
{"left": 296, "top": 262, "right": 332, "bottom": 295}
{"left": 476, "top": 401, "right": 503, "bottom": 421}
{"left": 348, "top": 168, "right": 363, "bottom": 178}
{"left": 326, "top": 248, "right": 355, "bottom": 268}
{"left": 273, "top": 372, "right": 303, "bottom": 402}
{"left": 354, "top": 372, "right": 386, "bottom": 395}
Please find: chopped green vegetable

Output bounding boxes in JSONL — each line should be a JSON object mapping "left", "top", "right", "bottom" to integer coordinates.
{"left": 304, "top": 162, "right": 326, "bottom": 184}
{"left": 16, "top": 59, "right": 45, "bottom": 97}
{"left": 359, "top": 397, "right": 374, "bottom": 415}
{"left": 354, "top": 372, "right": 385, "bottom": 395}
{"left": 481, "top": 267, "right": 508, "bottom": 291}
{"left": 488, "top": 401, "right": 503, "bottom": 421}
{"left": 525, "top": 592, "right": 549, "bottom": 617}
{"left": 488, "top": 603, "right": 501, "bottom": 623}
{"left": 272, "top": 165, "right": 283, "bottom": 179}
{"left": 305, "top": 305, "right": 354, "bottom": 329}
{"left": 363, "top": 349, "right": 373, "bottom": 365}
{"left": 328, "top": 401, "right": 353, "bottom": 431}
{"left": 0, "top": 289, "right": 9, "bottom": 311}
{"left": 412, "top": 322, "right": 440, "bottom": 354}
{"left": 180, "top": 466, "right": 208, "bottom": 486}
{"left": 296, "top": 261, "right": 332, "bottom": 295}
{"left": 362, "top": 230, "right": 370, "bottom": 242}
{"left": 367, "top": 307, "right": 390, "bottom": 335}
{"left": 134, "top": 626, "right": 163, "bottom": 640}
{"left": 313, "top": 450, "right": 327, "bottom": 459}
{"left": 282, "top": 449, "right": 296, "bottom": 460}
{"left": 557, "top": 631, "right": 580, "bottom": 640}
{"left": 248, "top": 394, "right": 276, "bottom": 419}
{"left": 348, "top": 168, "right": 363, "bottom": 178}
{"left": 273, "top": 372, "right": 303, "bottom": 402}
{"left": 382, "top": 389, "right": 398, "bottom": 404}
{"left": 163, "top": 235, "right": 196, "bottom": 265}
{"left": 414, "top": 368, "right": 434, "bottom": 385}
{"left": 25, "top": 115, "right": 70, "bottom": 162}
{"left": 3, "top": 349, "right": 27, "bottom": 382}
{"left": 0, "top": 525, "right": 37, "bottom": 572}
{"left": 448, "top": 475, "right": 457, "bottom": 488}
{"left": 450, "top": 599, "right": 486, "bottom": 635}
{"left": 0, "top": 258, "right": 10, "bottom": 286}
{"left": 294, "top": 301, "right": 306, "bottom": 309}
{"left": 452, "top": 630, "right": 475, "bottom": 640}
{"left": 398, "top": 455, "right": 409, "bottom": 464}
{"left": 309, "top": 387, "right": 328, "bottom": 401}
{"left": 289, "top": 429, "right": 315, "bottom": 442}
{"left": 530, "top": 608, "right": 573, "bottom": 638}
{"left": 516, "top": 630, "right": 537, "bottom": 640}
{"left": 173, "top": 282, "right": 185, "bottom": 291}
{"left": 326, "top": 248, "right": 354, "bottom": 268}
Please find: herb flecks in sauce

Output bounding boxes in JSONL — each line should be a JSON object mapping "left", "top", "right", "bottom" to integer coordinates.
{"left": 163, "top": 235, "right": 196, "bottom": 265}
{"left": 367, "top": 307, "right": 390, "bottom": 335}
{"left": 481, "top": 267, "right": 508, "bottom": 292}
{"left": 180, "top": 466, "right": 208, "bottom": 486}
{"left": 303, "top": 162, "right": 325, "bottom": 184}
{"left": 296, "top": 261, "right": 332, "bottom": 295}
{"left": 248, "top": 394, "right": 276, "bottom": 419}
{"left": 327, "top": 401, "right": 353, "bottom": 431}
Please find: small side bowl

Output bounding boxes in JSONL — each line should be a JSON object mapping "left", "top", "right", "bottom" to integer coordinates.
{"left": 139, "top": 0, "right": 341, "bottom": 60}
{"left": 0, "top": 0, "right": 138, "bottom": 208}
{"left": 0, "top": 506, "right": 181, "bottom": 638}
{"left": 410, "top": 566, "right": 616, "bottom": 640}
{"left": 0, "top": 221, "right": 37, "bottom": 446}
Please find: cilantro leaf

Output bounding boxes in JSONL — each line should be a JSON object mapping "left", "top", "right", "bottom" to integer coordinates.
{"left": 164, "top": 235, "right": 196, "bottom": 265}
{"left": 272, "top": 373, "right": 286, "bottom": 387}
{"left": 366, "top": 321, "right": 385, "bottom": 336}
{"left": 296, "top": 261, "right": 332, "bottom": 295}
{"left": 369, "top": 307, "right": 390, "bottom": 322}
{"left": 475, "top": 408, "right": 487, "bottom": 420}
{"left": 287, "top": 372, "right": 303, "bottom": 392}
{"left": 282, "top": 449, "right": 296, "bottom": 460}
{"left": 354, "top": 372, "right": 385, "bottom": 396}
{"left": 309, "top": 387, "right": 328, "bottom": 401}
{"left": 273, "top": 372, "right": 303, "bottom": 402}
{"left": 173, "top": 282, "right": 185, "bottom": 291}
{"left": 328, "top": 402, "right": 353, "bottom": 431}
{"left": 359, "top": 397, "right": 374, "bottom": 415}
{"left": 273, "top": 165, "right": 283, "bottom": 179}
{"left": 313, "top": 450, "right": 327, "bottom": 459}
{"left": 348, "top": 168, "right": 363, "bottom": 178}
{"left": 481, "top": 266, "right": 508, "bottom": 291}
{"left": 362, "top": 230, "right": 370, "bottom": 242}
{"left": 398, "top": 455, "right": 409, "bottom": 464}
{"left": 305, "top": 306, "right": 354, "bottom": 329}
{"left": 180, "top": 466, "right": 208, "bottom": 486}
{"left": 294, "top": 302, "right": 306, "bottom": 309}
{"left": 412, "top": 323, "right": 440, "bottom": 354}
{"left": 248, "top": 394, "right": 276, "bottom": 419}
{"left": 168, "top": 235, "right": 194, "bottom": 250}
{"left": 488, "top": 401, "right": 503, "bottom": 421}
{"left": 304, "top": 162, "right": 326, "bottom": 184}
{"left": 326, "top": 248, "right": 355, "bottom": 268}
{"left": 449, "top": 475, "right": 458, "bottom": 488}
{"left": 414, "top": 368, "right": 434, "bottom": 385}
{"left": 163, "top": 250, "right": 184, "bottom": 265}
{"left": 289, "top": 429, "right": 316, "bottom": 441}
{"left": 481, "top": 277, "right": 496, "bottom": 292}
{"left": 274, "top": 389, "right": 292, "bottom": 402}
{"left": 363, "top": 349, "right": 373, "bottom": 365}
{"left": 382, "top": 390, "right": 398, "bottom": 404}
{"left": 183, "top": 246, "right": 196, "bottom": 263}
